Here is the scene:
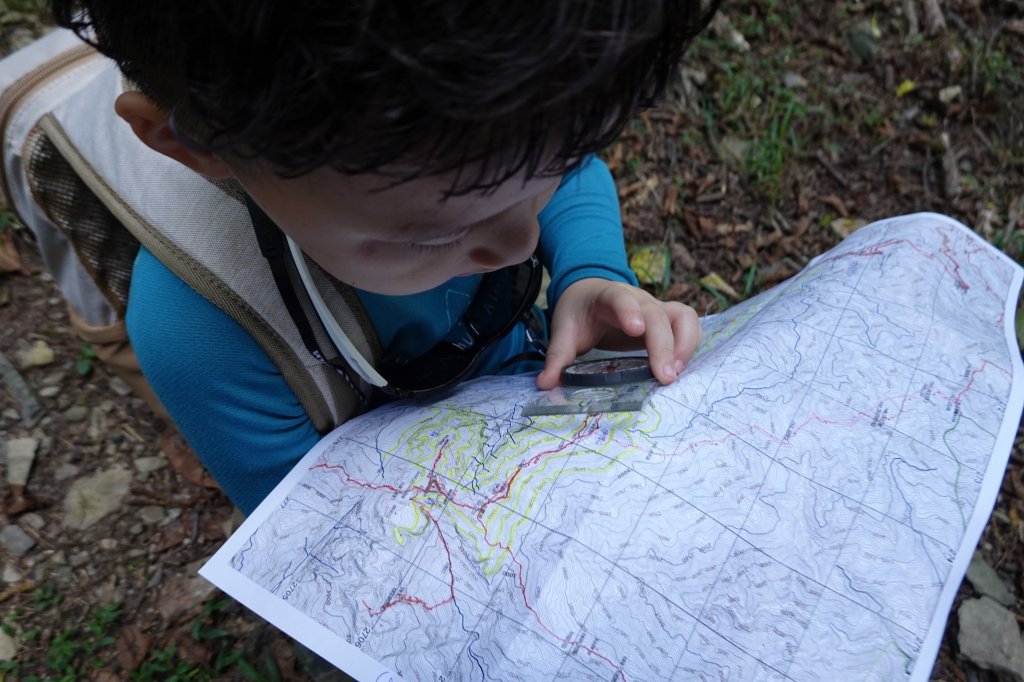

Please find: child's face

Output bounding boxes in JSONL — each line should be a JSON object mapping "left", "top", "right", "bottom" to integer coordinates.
{"left": 237, "top": 163, "right": 560, "bottom": 296}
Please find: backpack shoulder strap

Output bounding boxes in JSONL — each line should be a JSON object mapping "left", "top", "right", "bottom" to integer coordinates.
{"left": 27, "top": 55, "right": 380, "bottom": 432}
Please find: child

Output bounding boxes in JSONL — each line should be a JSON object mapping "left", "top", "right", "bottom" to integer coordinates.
{"left": 52, "top": 0, "right": 712, "bottom": 515}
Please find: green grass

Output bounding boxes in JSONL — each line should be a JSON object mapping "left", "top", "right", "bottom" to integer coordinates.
{"left": 1, "top": 589, "right": 282, "bottom": 682}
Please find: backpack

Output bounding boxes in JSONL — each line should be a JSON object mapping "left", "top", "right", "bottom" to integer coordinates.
{"left": 0, "top": 28, "right": 377, "bottom": 434}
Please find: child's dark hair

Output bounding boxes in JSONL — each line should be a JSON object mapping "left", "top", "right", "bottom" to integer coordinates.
{"left": 53, "top": 1, "right": 717, "bottom": 192}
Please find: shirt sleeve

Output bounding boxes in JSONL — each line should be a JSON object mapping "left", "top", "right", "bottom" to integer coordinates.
{"left": 126, "top": 247, "right": 321, "bottom": 515}
{"left": 537, "top": 154, "right": 639, "bottom": 309}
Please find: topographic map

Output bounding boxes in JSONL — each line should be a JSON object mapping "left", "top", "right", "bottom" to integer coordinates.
{"left": 202, "top": 213, "right": 1024, "bottom": 682}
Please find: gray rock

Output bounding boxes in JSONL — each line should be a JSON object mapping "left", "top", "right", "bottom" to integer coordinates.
{"left": 2, "top": 563, "right": 22, "bottom": 583}
{"left": 108, "top": 376, "right": 133, "bottom": 396}
{"left": 37, "top": 386, "right": 60, "bottom": 398}
{"left": 0, "top": 525, "right": 35, "bottom": 557}
{"left": 1, "top": 409, "right": 18, "bottom": 421}
{"left": 968, "top": 552, "right": 1015, "bottom": 606}
{"left": 54, "top": 463, "right": 80, "bottom": 481}
{"left": 957, "top": 597, "right": 1024, "bottom": 681}
{"left": 87, "top": 409, "right": 107, "bottom": 442}
{"left": 4, "top": 437, "right": 37, "bottom": 486}
{"left": 717, "top": 135, "right": 750, "bottom": 168}
{"left": 41, "top": 371, "right": 65, "bottom": 387}
{"left": 62, "top": 468, "right": 132, "bottom": 530}
{"left": 138, "top": 505, "right": 166, "bottom": 525}
{"left": 68, "top": 552, "right": 90, "bottom": 568}
{"left": 18, "top": 513, "right": 44, "bottom": 531}
{"left": 98, "top": 538, "right": 118, "bottom": 551}
{"left": 64, "top": 405, "right": 89, "bottom": 423}
{"left": 133, "top": 456, "right": 168, "bottom": 474}
{"left": 782, "top": 71, "right": 808, "bottom": 89}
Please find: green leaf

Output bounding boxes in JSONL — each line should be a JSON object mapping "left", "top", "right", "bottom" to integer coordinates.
{"left": 75, "top": 357, "right": 92, "bottom": 376}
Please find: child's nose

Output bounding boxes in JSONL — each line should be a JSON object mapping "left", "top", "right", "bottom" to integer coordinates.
{"left": 466, "top": 217, "right": 539, "bottom": 270}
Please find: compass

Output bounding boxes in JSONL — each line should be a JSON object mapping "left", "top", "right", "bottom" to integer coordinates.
{"left": 560, "top": 356, "right": 654, "bottom": 387}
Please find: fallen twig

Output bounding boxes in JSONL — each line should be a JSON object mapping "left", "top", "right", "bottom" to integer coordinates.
{"left": 903, "top": 0, "right": 919, "bottom": 39}
{"left": 0, "top": 580, "right": 35, "bottom": 604}
{"left": 940, "top": 132, "right": 961, "bottom": 200}
{"left": 815, "top": 149, "right": 849, "bottom": 188}
{"left": 922, "top": 0, "right": 947, "bottom": 36}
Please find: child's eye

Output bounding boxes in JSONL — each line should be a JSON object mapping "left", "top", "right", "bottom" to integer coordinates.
{"left": 406, "top": 225, "right": 471, "bottom": 252}
{"left": 408, "top": 238, "right": 463, "bottom": 254}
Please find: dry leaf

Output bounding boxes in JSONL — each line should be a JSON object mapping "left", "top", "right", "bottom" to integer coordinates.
{"left": 629, "top": 244, "right": 671, "bottom": 289}
{"left": 0, "top": 232, "right": 21, "bottom": 274}
{"left": 160, "top": 431, "right": 219, "bottom": 489}
{"left": 116, "top": 626, "right": 152, "bottom": 672}
{"left": 171, "top": 629, "right": 214, "bottom": 667}
{"left": 699, "top": 272, "right": 740, "bottom": 300}
{"left": 830, "top": 217, "right": 868, "bottom": 239}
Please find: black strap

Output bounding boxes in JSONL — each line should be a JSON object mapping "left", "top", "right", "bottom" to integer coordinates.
{"left": 245, "top": 196, "right": 369, "bottom": 410}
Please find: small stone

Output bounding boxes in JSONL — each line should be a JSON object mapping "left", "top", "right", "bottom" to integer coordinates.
{"left": 68, "top": 552, "right": 90, "bottom": 568}
{"left": 49, "top": 550, "right": 67, "bottom": 565}
{"left": 0, "top": 525, "right": 35, "bottom": 557}
{"left": 957, "top": 597, "right": 1024, "bottom": 682}
{"left": 50, "top": 566, "right": 73, "bottom": 584}
{"left": 939, "top": 85, "right": 962, "bottom": 104}
{"left": 98, "top": 399, "right": 116, "bottom": 413}
{"left": 129, "top": 523, "right": 144, "bottom": 536}
{"left": 18, "top": 513, "right": 44, "bottom": 531}
{"left": 138, "top": 506, "right": 165, "bottom": 525}
{"left": 968, "top": 552, "right": 1015, "bottom": 606}
{"left": 2, "top": 563, "right": 23, "bottom": 583}
{"left": 98, "top": 538, "right": 118, "bottom": 551}
{"left": 37, "top": 386, "right": 60, "bottom": 398}
{"left": 2, "top": 409, "right": 18, "bottom": 421}
{"left": 4, "top": 437, "right": 38, "bottom": 486}
{"left": 0, "top": 629, "right": 17, "bottom": 662}
{"left": 41, "top": 371, "right": 65, "bottom": 387}
{"left": 782, "top": 71, "right": 808, "bottom": 89}
{"left": 717, "top": 135, "right": 750, "bottom": 168}
{"left": 62, "top": 468, "right": 132, "bottom": 530}
{"left": 133, "top": 456, "right": 168, "bottom": 474}
{"left": 87, "top": 409, "right": 108, "bottom": 443}
{"left": 54, "top": 463, "right": 80, "bottom": 481}
{"left": 64, "top": 405, "right": 89, "bottom": 423}
{"left": 16, "top": 340, "right": 55, "bottom": 369}
{"left": 107, "top": 376, "right": 132, "bottom": 396}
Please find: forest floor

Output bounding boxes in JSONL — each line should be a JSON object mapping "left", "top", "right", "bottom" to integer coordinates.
{"left": 0, "top": 0, "right": 1021, "bottom": 680}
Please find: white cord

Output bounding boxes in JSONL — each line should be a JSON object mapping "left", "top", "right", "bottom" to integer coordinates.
{"left": 285, "top": 236, "right": 388, "bottom": 388}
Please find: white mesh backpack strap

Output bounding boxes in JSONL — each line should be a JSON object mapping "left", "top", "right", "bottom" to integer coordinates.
{"left": 0, "top": 29, "right": 119, "bottom": 326}
{"left": 35, "top": 58, "right": 381, "bottom": 432}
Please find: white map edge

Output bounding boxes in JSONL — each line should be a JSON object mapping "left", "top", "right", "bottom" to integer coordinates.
{"left": 200, "top": 433, "right": 400, "bottom": 681}
{"left": 200, "top": 212, "right": 1024, "bottom": 682}
{"left": 908, "top": 213, "right": 1024, "bottom": 681}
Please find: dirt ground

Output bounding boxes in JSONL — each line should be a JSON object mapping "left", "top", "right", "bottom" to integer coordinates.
{"left": 0, "top": 0, "right": 1022, "bottom": 680}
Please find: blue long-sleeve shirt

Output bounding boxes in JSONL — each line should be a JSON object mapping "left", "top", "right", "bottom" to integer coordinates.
{"left": 126, "top": 156, "right": 636, "bottom": 514}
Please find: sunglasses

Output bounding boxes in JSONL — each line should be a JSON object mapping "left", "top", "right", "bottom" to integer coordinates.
{"left": 247, "top": 196, "right": 543, "bottom": 404}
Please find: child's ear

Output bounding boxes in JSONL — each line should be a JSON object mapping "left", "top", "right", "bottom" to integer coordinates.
{"left": 114, "top": 91, "right": 234, "bottom": 179}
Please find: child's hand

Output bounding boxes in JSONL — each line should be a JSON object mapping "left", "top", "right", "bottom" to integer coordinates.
{"left": 536, "top": 278, "right": 701, "bottom": 390}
